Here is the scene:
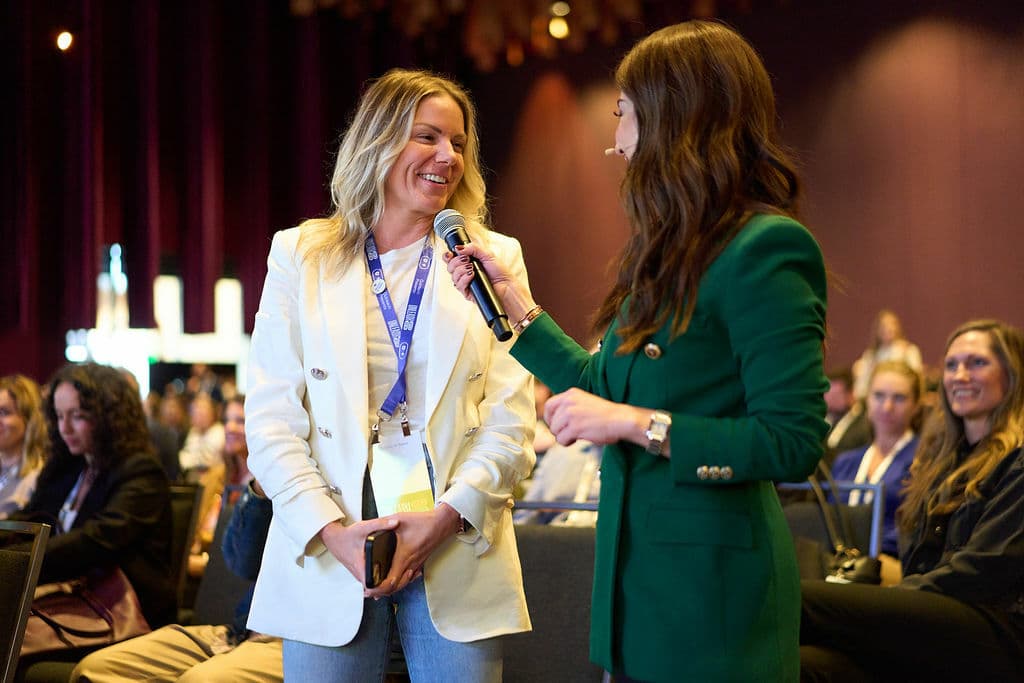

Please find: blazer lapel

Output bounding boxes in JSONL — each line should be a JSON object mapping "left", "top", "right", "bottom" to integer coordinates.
{"left": 424, "top": 253, "right": 471, "bottom": 426}
{"left": 320, "top": 260, "right": 370, "bottom": 443}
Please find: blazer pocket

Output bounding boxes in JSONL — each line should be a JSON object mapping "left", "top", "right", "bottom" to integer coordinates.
{"left": 645, "top": 506, "right": 753, "bottom": 549}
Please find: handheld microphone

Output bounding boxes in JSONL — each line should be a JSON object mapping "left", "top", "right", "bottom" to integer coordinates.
{"left": 433, "top": 209, "right": 513, "bottom": 342}
{"left": 604, "top": 148, "right": 618, "bottom": 156}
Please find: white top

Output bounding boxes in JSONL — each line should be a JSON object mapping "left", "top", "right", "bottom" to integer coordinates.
{"left": 0, "top": 459, "right": 42, "bottom": 519}
{"left": 179, "top": 423, "right": 226, "bottom": 471}
{"left": 848, "top": 430, "right": 914, "bottom": 505}
{"left": 365, "top": 236, "right": 434, "bottom": 439}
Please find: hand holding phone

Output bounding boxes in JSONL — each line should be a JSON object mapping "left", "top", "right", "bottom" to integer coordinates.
{"left": 364, "top": 528, "right": 397, "bottom": 588}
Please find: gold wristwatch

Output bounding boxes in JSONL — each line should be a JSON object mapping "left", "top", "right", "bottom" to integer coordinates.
{"left": 645, "top": 410, "right": 672, "bottom": 456}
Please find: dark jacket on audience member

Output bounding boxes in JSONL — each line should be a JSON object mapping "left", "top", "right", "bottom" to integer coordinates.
{"left": 898, "top": 445, "right": 1024, "bottom": 653}
{"left": 831, "top": 435, "right": 918, "bottom": 556}
{"left": 9, "top": 451, "right": 176, "bottom": 627}
{"left": 223, "top": 485, "right": 273, "bottom": 641}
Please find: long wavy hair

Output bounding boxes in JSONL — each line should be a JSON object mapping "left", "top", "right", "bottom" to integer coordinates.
{"left": 0, "top": 374, "right": 49, "bottom": 475}
{"left": 44, "top": 363, "right": 155, "bottom": 472}
{"left": 898, "top": 320, "right": 1024, "bottom": 532}
{"left": 594, "top": 21, "right": 802, "bottom": 352}
{"left": 299, "top": 69, "right": 489, "bottom": 278}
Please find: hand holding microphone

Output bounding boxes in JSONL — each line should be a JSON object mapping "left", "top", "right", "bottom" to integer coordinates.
{"left": 434, "top": 209, "right": 514, "bottom": 341}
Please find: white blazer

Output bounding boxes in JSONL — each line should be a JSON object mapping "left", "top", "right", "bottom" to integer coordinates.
{"left": 244, "top": 225, "right": 535, "bottom": 646}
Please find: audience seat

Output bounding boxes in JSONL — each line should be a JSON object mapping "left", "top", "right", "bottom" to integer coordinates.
{"left": 0, "top": 521, "right": 50, "bottom": 683}
{"left": 504, "top": 524, "right": 604, "bottom": 683}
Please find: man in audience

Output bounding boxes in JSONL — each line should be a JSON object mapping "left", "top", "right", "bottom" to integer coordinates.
{"left": 823, "top": 366, "right": 872, "bottom": 465}
{"left": 70, "top": 480, "right": 282, "bottom": 682}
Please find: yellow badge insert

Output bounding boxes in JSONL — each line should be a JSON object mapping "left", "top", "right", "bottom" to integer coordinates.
{"left": 369, "top": 429, "right": 434, "bottom": 516}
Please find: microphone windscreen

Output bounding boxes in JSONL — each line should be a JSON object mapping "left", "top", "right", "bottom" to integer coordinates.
{"left": 604, "top": 148, "right": 617, "bottom": 156}
{"left": 433, "top": 208, "right": 465, "bottom": 241}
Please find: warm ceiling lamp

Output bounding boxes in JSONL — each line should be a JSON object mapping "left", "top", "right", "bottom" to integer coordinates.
{"left": 56, "top": 30, "right": 73, "bottom": 51}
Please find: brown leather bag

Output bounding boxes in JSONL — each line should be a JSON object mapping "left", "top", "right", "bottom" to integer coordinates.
{"left": 20, "top": 566, "right": 151, "bottom": 656}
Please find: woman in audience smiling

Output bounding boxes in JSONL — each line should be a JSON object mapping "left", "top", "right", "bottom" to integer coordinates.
{"left": 800, "top": 319, "right": 1024, "bottom": 682}
{"left": 0, "top": 374, "right": 48, "bottom": 518}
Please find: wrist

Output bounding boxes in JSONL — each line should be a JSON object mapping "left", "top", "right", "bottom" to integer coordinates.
{"left": 319, "top": 519, "right": 346, "bottom": 544}
{"left": 642, "top": 409, "right": 672, "bottom": 458}
{"left": 502, "top": 286, "right": 537, "bottom": 329}
{"left": 436, "top": 502, "right": 463, "bottom": 536}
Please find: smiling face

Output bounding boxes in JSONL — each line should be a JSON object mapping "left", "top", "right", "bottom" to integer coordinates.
{"left": 943, "top": 330, "right": 1009, "bottom": 441}
{"left": 53, "top": 381, "right": 95, "bottom": 456}
{"left": 382, "top": 94, "right": 466, "bottom": 225}
{"left": 613, "top": 91, "right": 639, "bottom": 161}
{"left": 0, "top": 389, "right": 27, "bottom": 457}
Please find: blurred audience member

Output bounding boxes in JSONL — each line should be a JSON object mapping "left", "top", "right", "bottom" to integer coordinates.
{"left": 189, "top": 395, "right": 253, "bottom": 577}
{"left": 71, "top": 480, "right": 282, "bottom": 682}
{"left": 158, "top": 392, "right": 190, "bottom": 451}
{"left": 178, "top": 393, "right": 225, "bottom": 483}
{"left": 800, "top": 320, "right": 1024, "bottom": 681}
{"left": 852, "top": 309, "right": 923, "bottom": 400}
{"left": 0, "top": 374, "right": 49, "bottom": 518}
{"left": 6, "top": 362, "right": 175, "bottom": 630}
{"left": 831, "top": 360, "right": 922, "bottom": 559}
{"left": 187, "top": 362, "right": 223, "bottom": 402}
{"left": 532, "top": 380, "right": 556, "bottom": 455}
{"left": 823, "top": 366, "right": 872, "bottom": 465}
{"left": 118, "top": 368, "right": 181, "bottom": 481}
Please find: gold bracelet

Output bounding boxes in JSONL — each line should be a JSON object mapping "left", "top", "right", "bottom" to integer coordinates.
{"left": 513, "top": 305, "right": 544, "bottom": 334}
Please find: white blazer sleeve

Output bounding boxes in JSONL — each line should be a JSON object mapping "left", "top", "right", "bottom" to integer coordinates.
{"left": 436, "top": 237, "right": 537, "bottom": 554}
{"left": 245, "top": 229, "right": 345, "bottom": 563}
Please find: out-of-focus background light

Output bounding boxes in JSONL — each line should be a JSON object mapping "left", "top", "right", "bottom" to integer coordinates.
{"left": 548, "top": 16, "right": 569, "bottom": 39}
{"left": 56, "top": 31, "right": 73, "bottom": 51}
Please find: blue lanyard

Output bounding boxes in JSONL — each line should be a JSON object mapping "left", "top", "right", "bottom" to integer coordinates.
{"left": 365, "top": 232, "right": 434, "bottom": 435}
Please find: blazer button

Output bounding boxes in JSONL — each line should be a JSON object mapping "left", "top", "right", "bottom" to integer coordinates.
{"left": 643, "top": 343, "right": 662, "bottom": 360}
{"left": 720, "top": 466, "right": 734, "bottom": 480}
{"left": 317, "top": 427, "right": 333, "bottom": 438}
{"left": 467, "top": 371, "right": 483, "bottom": 382}
{"left": 696, "top": 465, "right": 710, "bottom": 480}
{"left": 310, "top": 368, "right": 328, "bottom": 381}
{"left": 464, "top": 426, "right": 479, "bottom": 437}
{"left": 709, "top": 466, "right": 721, "bottom": 480}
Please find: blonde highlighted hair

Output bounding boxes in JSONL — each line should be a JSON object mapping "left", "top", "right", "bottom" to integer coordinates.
{"left": 898, "top": 320, "right": 1024, "bottom": 532}
{"left": 0, "top": 374, "right": 49, "bottom": 476}
{"left": 299, "top": 69, "right": 489, "bottom": 278}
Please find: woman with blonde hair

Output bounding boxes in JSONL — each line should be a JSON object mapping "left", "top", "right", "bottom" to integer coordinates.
{"left": 245, "top": 69, "right": 534, "bottom": 681}
{"left": 801, "top": 319, "right": 1024, "bottom": 681}
{"left": 0, "top": 374, "right": 48, "bottom": 518}
{"left": 852, "top": 309, "right": 923, "bottom": 399}
{"left": 830, "top": 360, "right": 923, "bottom": 558}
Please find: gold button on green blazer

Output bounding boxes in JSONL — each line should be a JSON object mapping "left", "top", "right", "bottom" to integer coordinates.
{"left": 512, "top": 214, "right": 829, "bottom": 682}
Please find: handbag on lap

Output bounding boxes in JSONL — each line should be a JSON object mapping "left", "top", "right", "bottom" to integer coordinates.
{"left": 20, "top": 565, "right": 151, "bottom": 656}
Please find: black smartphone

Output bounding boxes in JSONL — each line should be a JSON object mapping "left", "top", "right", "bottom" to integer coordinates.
{"left": 364, "top": 528, "right": 397, "bottom": 588}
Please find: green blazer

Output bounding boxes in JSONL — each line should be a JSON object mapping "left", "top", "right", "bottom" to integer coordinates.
{"left": 512, "top": 214, "right": 828, "bottom": 682}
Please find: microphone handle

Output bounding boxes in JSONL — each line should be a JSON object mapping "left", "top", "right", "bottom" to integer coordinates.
{"left": 468, "top": 260, "right": 513, "bottom": 341}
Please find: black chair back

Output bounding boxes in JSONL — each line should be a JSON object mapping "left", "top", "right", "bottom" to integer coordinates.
{"left": 168, "top": 484, "right": 204, "bottom": 610}
{"left": 191, "top": 498, "right": 253, "bottom": 627}
{"left": 0, "top": 520, "right": 50, "bottom": 683}
{"left": 504, "top": 523, "right": 604, "bottom": 683}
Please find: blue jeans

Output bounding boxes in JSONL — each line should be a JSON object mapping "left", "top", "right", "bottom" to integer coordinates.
{"left": 282, "top": 578, "right": 502, "bottom": 682}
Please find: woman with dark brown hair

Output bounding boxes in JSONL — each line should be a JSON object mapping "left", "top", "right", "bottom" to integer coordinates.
{"left": 448, "top": 20, "right": 828, "bottom": 682}
{"left": 8, "top": 362, "right": 175, "bottom": 629}
{"left": 800, "top": 319, "right": 1024, "bottom": 681}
